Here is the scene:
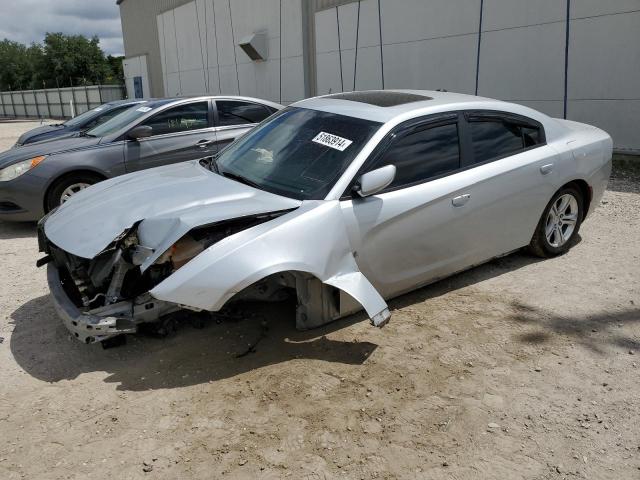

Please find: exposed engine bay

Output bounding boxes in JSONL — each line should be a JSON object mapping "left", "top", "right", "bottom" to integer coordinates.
{"left": 39, "top": 211, "right": 301, "bottom": 344}
{"left": 38, "top": 208, "right": 367, "bottom": 345}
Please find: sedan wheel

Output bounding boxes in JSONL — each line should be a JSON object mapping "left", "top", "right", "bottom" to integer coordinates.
{"left": 529, "top": 186, "right": 584, "bottom": 258}
{"left": 544, "top": 193, "right": 579, "bottom": 248}
{"left": 60, "top": 182, "right": 91, "bottom": 204}
{"left": 45, "top": 172, "right": 104, "bottom": 213}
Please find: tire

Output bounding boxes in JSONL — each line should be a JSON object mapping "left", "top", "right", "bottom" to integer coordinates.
{"left": 529, "top": 185, "right": 584, "bottom": 258}
{"left": 45, "top": 172, "right": 103, "bottom": 212}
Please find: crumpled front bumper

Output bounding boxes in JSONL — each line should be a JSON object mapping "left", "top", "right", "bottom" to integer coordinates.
{"left": 47, "top": 264, "right": 137, "bottom": 344}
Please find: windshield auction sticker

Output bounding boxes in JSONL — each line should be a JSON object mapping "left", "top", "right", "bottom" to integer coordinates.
{"left": 312, "top": 132, "right": 353, "bottom": 151}
{"left": 136, "top": 106, "right": 152, "bottom": 113}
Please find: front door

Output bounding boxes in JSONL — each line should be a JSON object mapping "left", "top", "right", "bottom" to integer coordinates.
{"left": 340, "top": 116, "right": 472, "bottom": 298}
{"left": 124, "top": 100, "right": 216, "bottom": 172}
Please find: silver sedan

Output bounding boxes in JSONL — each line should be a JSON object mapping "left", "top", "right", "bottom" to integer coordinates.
{"left": 39, "top": 90, "right": 612, "bottom": 344}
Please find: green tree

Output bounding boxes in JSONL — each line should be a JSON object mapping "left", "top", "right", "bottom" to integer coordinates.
{"left": 0, "top": 33, "right": 122, "bottom": 91}
{"left": 41, "top": 32, "right": 110, "bottom": 87}
{"left": 0, "top": 40, "right": 42, "bottom": 90}
{"left": 105, "top": 55, "right": 125, "bottom": 85}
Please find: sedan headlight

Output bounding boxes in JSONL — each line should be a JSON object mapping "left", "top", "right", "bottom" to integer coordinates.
{"left": 0, "top": 156, "right": 45, "bottom": 182}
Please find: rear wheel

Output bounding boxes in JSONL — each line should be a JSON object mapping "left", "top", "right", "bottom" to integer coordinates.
{"left": 45, "top": 172, "right": 103, "bottom": 212}
{"left": 529, "top": 186, "right": 584, "bottom": 258}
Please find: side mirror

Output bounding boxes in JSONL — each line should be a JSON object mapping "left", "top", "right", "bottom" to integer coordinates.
{"left": 127, "top": 125, "right": 153, "bottom": 140}
{"left": 354, "top": 165, "right": 396, "bottom": 198}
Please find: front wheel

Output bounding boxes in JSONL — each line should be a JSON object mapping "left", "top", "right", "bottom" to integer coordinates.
{"left": 45, "top": 172, "right": 103, "bottom": 212}
{"left": 529, "top": 186, "right": 584, "bottom": 258}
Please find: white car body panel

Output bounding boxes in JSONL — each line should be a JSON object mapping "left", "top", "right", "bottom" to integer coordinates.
{"left": 40, "top": 90, "right": 612, "bottom": 343}
{"left": 150, "top": 201, "right": 389, "bottom": 324}
{"left": 44, "top": 161, "right": 301, "bottom": 261}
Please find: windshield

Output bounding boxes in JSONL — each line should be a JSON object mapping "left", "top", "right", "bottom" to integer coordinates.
{"left": 63, "top": 105, "right": 110, "bottom": 127}
{"left": 86, "top": 104, "right": 152, "bottom": 137}
{"left": 216, "top": 107, "right": 381, "bottom": 200}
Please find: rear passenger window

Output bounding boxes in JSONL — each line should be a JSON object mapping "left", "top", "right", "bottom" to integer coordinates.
{"left": 522, "top": 126, "right": 541, "bottom": 147}
{"left": 375, "top": 122, "right": 460, "bottom": 190}
{"left": 469, "top": 120, "right": 524, "bottom": 163}
{"left": 468, "top": 116, "right": 544, "bottom": 164}
{"left": 217, "top": 101, "right": 271, "bottom": 126}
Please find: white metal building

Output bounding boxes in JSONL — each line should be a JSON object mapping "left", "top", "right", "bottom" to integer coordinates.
{"left": 118, "top": 0, "right": 640, "bottom": 152}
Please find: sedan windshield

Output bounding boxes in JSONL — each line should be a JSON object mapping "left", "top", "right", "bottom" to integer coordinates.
{"left": 86, "top": 104, "right": 152, "bottom": 137}
{"left": 63, "top": 106, "right": 107, "bottom": 127}
{"left": 215, "top": 107, "right": 381, "bottom": 200}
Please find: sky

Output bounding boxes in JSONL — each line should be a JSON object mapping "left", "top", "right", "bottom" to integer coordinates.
{"left": 0, "top": 0, "right": 124, "bottom": 56}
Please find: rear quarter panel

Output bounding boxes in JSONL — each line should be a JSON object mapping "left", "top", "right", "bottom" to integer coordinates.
{"left": 549, "top": 119, "right": 612, "bottom": 219}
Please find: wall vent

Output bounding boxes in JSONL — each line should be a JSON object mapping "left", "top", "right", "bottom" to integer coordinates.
{"left": 239, "top": 32, "right": 268, "bottom": 61}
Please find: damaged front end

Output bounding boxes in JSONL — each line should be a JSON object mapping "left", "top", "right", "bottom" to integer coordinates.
{"left": 38, "top": 211, "right": 290, "bottom": 344}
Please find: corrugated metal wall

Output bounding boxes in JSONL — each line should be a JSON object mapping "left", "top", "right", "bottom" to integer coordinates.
{"left": 154, "top": 0, "right": 305, "bottom": 104}
{"left": 118, "top": 0, "right": 195, "bottom": 97}
{"left": 312, "top": 0, "right": 359, "bottom": 10}
{"left": 119, "top": 0, "right": 640, "bottom": 151}
{"left": 308, "top": 0, "right": 640, "bottom": 152}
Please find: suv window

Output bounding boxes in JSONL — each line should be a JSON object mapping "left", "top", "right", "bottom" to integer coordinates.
{"left": 144, "top": 101, "right": 209, "bottom": 136}
{"left": 468, "top": 117, "right": 543, "bottom": 164}
{"left": 372, "top": 122, "right": 460, "bottom": 190}
{"left": 217, "top": 100, "right": 271, "bottom": 126}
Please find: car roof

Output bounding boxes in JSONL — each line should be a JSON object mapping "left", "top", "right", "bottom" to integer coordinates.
{"left": 109, "top": 95, "right": 284, "bottom": 111}
{"left": 105, "top": 98, "right": 153, "bottom": 107}
{"left": 292, "top": 89, "right": 512, "bottom": 124}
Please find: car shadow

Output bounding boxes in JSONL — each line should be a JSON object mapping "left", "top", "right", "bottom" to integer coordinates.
{"left": 9, "top": 294, "right": 376, "bottom": 391}
{"left": 0, "top": 220, "right": 37, "bottom": 239}
{"left": 13, "top": 246, "right": 616, "bottom": 391}
{"left": 387, "top": 249, "right": 546, "bottom": 311}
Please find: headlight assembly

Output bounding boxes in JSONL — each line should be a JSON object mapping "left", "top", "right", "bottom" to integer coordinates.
{"left": 0, "top": 156, "right": 45, "bottom": 181}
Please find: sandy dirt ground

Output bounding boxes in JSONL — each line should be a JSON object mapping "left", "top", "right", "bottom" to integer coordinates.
{"left": 0, "top": 121, "right": 638, "bottom": 479}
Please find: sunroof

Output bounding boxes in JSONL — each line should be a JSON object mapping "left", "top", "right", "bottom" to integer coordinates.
{"left": 325, "top": 91, "right": 432, "bottom": 107}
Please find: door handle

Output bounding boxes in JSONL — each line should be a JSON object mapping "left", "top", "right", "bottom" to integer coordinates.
{"left": 196, "top": 139, "right": 214, "bottom": 148}
{"left": 452, "top": 194, "right": 471, "bottom": 207}
{"left": 540, "top": 163, "right": 554, "bottom": 175}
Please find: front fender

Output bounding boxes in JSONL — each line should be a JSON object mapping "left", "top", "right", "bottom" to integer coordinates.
{"left": 150, "top": 201, "right": 389, "bottom": 326}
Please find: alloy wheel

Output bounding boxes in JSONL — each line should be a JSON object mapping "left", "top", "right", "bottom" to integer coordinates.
{"left": 545, "top": 193, "right": 579, "bottom": 248}
{"left": 60, "top": 182, "right": 91, "bottom": 204}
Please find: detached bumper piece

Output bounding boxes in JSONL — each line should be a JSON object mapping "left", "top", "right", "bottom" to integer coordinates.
{"left": 47, "top": 264, "right": 179, "bottom": 344}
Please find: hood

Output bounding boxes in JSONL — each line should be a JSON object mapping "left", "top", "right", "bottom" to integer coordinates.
{"left": 0, "top": 134, "right": 101, "bottom": 169}
{"left": 16, "top": 124, "right": 66, "bottom": 145}
{"left": 44, "top": 160, "right": 302, "bottom": 260}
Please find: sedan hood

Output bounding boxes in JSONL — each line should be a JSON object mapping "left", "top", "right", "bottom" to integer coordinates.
{"left": 16, "top": 124, "right": 66, "bottom": 145}
{"left": 0, "top": 134, "right": 101, "bottom": 169}
{"left": 44, "top": 161, "right": 302, "bottom": 260}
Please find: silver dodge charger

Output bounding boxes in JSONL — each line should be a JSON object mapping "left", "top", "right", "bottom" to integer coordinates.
{"left": 38, "top": 90, "right": 612, "bottom": 345}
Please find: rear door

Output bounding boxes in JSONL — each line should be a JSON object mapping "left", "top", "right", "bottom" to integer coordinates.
{"left": 124, "top": 100, "right": 216, "bottom": 172}
{"left": 455, "top": 111, "right": 555, "bottom": 261}
{"left": 213, "top": 99, "right": 274, "bottom": 151}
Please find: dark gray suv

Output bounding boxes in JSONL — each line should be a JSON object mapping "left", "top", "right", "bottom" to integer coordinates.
{"left": 0, "top": 96, "right": 282, "bottom": 221}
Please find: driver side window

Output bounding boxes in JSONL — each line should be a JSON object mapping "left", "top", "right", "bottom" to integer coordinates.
{"left": 371, "top": 121, "right": 461, "bottom": 191}
{"left": 143, "top": 102, "right": 209, "bottom": 136}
